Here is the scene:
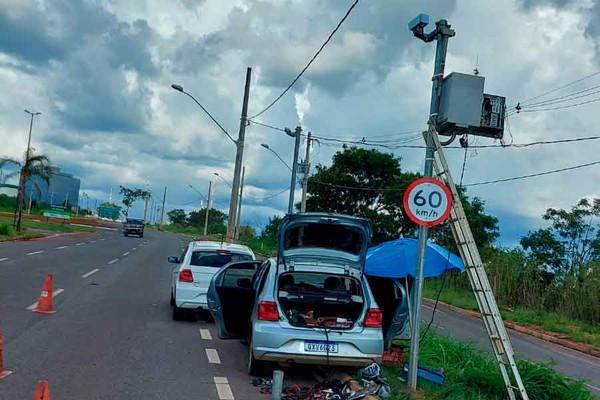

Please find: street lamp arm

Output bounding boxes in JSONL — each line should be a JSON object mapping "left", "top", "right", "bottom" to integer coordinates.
{"left": 175, "top": 88, "right": 237, "bottom": 145}
{"left": 187, "top": 184, "right": 207, "bottom": 200}
{"left": 262, "top": 145, "right": 292, "bottom": 172}
{"left": 214, "top": 173, "right": 233, "bottom": 189}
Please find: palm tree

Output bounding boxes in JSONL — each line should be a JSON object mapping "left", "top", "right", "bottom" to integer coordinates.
{"left": 0, "top": 148, "right": 51, "bottom": 231}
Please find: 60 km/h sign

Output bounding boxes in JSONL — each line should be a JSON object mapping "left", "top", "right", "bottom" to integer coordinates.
{"left": 403, "top": 177, "right": 453, "bottom": 227}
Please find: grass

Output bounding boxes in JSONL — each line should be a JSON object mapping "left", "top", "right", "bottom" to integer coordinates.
{"left": 382, "top": 333, "right": 593, "bottom": 400}
{"left": 423, "top": 280, "right": 600, "bottom": 350}
{"left": 0, "top": 216, "right": 93, "bottom": 241}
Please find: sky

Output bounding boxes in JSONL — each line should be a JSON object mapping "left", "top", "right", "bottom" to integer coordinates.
{"left": 0, "top": 0, "right": 599, "bottom": 245}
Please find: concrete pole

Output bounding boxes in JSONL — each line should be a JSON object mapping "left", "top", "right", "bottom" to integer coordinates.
{"left": 143, "top": 182, "right": 150, "bottom": 223}
{"left": 203, "top": 180, "right": 212, "bottom": 236}
{"left": 160, "top": 186, "right": 167, "bottom": 225}
{"left": 300, "top": 132, "right": 312, "bottom": 213}
{"left": 287, "top": 126, "right": 302, "bottom": 214}
{"left": 235, "top": 166, "right": 245, "bottom": 240}
{"left": 226, "top": 67, "right": 251, "bottom": 241}
{"left": 408, "top": 19, "right": 454, "bottom": 391}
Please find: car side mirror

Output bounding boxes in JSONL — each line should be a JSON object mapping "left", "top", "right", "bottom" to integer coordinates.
{"left": 167, "top": 256, "right": 179, "bottom": 264}
{"left": 237, "top": 277, "right": 252, "bottom": 289}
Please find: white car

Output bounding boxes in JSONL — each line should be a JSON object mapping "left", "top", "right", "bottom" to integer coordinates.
{"left": 169, "top": 241, "right": 255, "bottom": 320}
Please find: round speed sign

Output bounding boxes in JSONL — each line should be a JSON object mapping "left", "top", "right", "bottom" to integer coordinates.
{"left": 403, "top": 178, "right": 453, "bottom": 227}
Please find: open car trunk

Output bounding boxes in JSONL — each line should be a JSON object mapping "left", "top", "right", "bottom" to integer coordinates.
{"left": 277, "top": 272, "right": 365, "bottom": 330}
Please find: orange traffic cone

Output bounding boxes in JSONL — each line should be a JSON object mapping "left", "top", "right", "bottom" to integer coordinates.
{"left": 0, "top": 331, "right": 13, "bottom": 380}
{"left": 34, "top": 274, "right": 56, "bottom": 314}
{"left": 33, "top": 380, "right": 50, "bottom": 400}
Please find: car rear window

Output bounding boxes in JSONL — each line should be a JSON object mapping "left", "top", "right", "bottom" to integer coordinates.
{"left": 283, "top": 223, "right": 364, "bottom": 255}
{"left": 189, "top": 251, "right": 252, "bottom": 268}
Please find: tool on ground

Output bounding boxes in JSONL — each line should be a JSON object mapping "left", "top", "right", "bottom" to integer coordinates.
{"left": 34, "top": 273, "right": 56, "bottom": 314}
{"left": 33, "top": 380, "right": 51, "bottom": 400}
{"left": 430, "top": 131, "right": 529, "bottom": 399}
{"left": 0, "top": 331, "right": 13, "bottom": 380}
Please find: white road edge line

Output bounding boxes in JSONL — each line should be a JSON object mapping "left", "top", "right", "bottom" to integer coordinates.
{"left": 26, "top": 250, "right": 45, "bottom": 256}
{"left": 213, "top": 377, "right": 234, "bottom": 400}
{"left": 0, "top": 257, "right": 9, "bottom": 262}
{"left": 585, "top": 383, "right": 600, "bottom": 392}
{"left": 76, "top": 242, "right": 85, "bottom": 246}
{"left": 26, "top": 288, "right": 64, "bottom": 310}
{"left": 199, "top": 329, "right": 212, "bottom": 340}
{"left": 55, "top": 245, "right": 68, "bottom": 250}
{"left": 122, "top": 252, "right": 130, "bottom": 256}
{"left": 82, "top": 268, "right": 100, "bottom": 278}
{"left": 108, "top": 258, "right": 119, "bottom": 265}
{"left": 206, "top": 349, "right": 221, "bottom": 364}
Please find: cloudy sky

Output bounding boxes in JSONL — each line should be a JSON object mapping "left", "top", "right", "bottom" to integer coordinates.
{"left": 1, "top": 0, "right": 599, "bottom": 245}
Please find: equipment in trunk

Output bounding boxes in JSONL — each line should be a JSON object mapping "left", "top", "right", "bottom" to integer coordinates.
{"left": 278, "top": 273, "right": 364, "bottom": 329}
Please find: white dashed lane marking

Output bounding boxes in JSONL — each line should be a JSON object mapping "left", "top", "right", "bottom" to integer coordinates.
{"left": 100, "top": 238, "right": 106, "bottom": 241}
{"left": 214, "top": 377, "right": 234, "bottom": 400}
{"left": 199, "top": 329, "right": 212, "bottom": 340}
{"left": 76, "top": 242, "right": 85, "bottom": 246}
{"left": 108, "top": 258, "right": 119, "bottom": 265}
{"left": 26, "top": 288, "right": 64, "bottom": 310}
{"left": 132, "top": 247, "right": 137, "bottom": 251}
{"left": 206, "top": 349, "right": 221, "bottom": 364}
{"left": 0, "top": 257, "right": 9, "bottom": 262}
{"left": 55, "top": 246, "right": 68, "bottom": 250}
{"left": 122, "top": 252, "right": 130, "bottom": 256}
{"left": 90, "top": 240, "right": 96, "bottom": 243}
{"left": 82, "top": 269, "right": 100, "bottom": 278}
{"left": 26, "top": 250, "right": 44, "bottom": 256}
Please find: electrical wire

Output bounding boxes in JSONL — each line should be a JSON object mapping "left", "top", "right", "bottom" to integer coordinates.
{"left": 248, "top": 120, "right": 286, "bottom": 132}
{"left": 244, "top": 188, "right": 289, "bottom": 201}
{"left": 518, "top": 96, "right": 600, "bottom": 113}
{"left": 249, "top": 0, "right": 361, "bottom": 119}
{"left": 517, "top": 70, "right": 600, "bottom": 106}
{"left": 464, "top": 160, "right": 600, "bottom": 187}
{"left": 523, "top": 84, "right": 600, "bottom": 108}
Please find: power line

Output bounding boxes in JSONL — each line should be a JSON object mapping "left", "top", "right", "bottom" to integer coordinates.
{"left": 248, "top": 120, "right": 286, "bottom": 132}
{"left": 524, "top": 84, "right": 600, "bottom": 108}
{"left": 517, "top": 96, "right": 600, "bottom": 113}
{"left": 248, "top": 0, "right": 361, "bottom": 119}
{"left": 245, "top": 188, "right": 289, "bottom": 200}
{"left": 465, "top": 160, "right": 600, "bottom": 187}
{"left": 517, "top": 70, "right": 600, "bottom": 106}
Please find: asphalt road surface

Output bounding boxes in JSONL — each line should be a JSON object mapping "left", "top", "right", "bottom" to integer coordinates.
{"left": 0, "top": 227, "right": 320, "bottom": 400}
{"left": 1, "top": 227, "right": 598, "bottom": 399}
{"left": 422, "top": 303, "right": 600, "bottom": 396}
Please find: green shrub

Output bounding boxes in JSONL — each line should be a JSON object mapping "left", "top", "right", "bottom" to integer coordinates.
{"left": 0, "top": 224, "right": 13, "bottom": 236}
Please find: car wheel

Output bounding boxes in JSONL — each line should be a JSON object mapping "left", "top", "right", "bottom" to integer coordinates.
{"left": 172, "top": 306, "right": 185, "bottom": 321}
{"left": 247, "top": 338, "right": 267, "bottom": 376}
{"left": 140, "top": 234, "right": 144, "bottom": 238}
{"left": 170, "top": 291, "right": 175, "bottom": 306}
{"left": 124, "top": 233, "right": 128, "bottom": 237}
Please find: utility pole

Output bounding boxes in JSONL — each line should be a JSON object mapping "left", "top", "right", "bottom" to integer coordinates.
{"left": 160, "top": 186, "right": 167, "bottom": 225}
{"left": 143, "top": 182, "right": 150, "bottom": 223}
{"left": 235, "top": 166, "right": 245, "bottom": 241}
{"left": 300, "top": 132, "right": 312, "bottom": 213}
{"left": 14, "top": 110, "right": 41, "bottom": 229}
{"left": 204, "top": 180, "right": 213, "bottom": 236}
{"left": 286, "top": 126, "right": 302, "bottom": 214}
{"left": 149, "top": 198, "right": 155, "bottom": 224}
{"left": 226, "top": 67, "right": 251, "bottom": 241}
{"left": 407, "top": 16, "right": 455, "bottom": 391}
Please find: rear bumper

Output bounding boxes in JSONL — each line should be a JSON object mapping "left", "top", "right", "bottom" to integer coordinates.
{"left": 252, "top": 321, "right": 383, "bottom": 367}
{"left": 174, "top": 284, "right": 208, "bottom": 309}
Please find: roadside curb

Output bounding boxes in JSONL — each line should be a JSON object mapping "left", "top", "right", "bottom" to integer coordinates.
{"left": 423, "top": 298, "right": 600, "bottom": 359}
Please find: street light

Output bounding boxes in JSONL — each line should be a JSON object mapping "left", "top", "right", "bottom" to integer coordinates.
{"left": 261, "top": 144, "right": 292, "bottom": 172}
{"left": 213, "top": 172, "right": 233, "bottom": 189}
{"left": 15, "top": 109, "right": 41, "bottom": 229}
{"left": 188, "top": 182, "right": 212, "bottom": 236}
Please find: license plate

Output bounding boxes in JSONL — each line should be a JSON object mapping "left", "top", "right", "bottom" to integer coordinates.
{"left": 304, "top": 341, "right": 339, "bottom": 353}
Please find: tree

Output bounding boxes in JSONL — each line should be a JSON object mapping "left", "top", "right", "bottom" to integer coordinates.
{"left": 1, "top": 148, "right": 51, "bottom": 231}
{"left": 306, "top": 147, "right": 419, "bottom": 244}
{"left": 521, "top": 198, "right": 600, "bottom": 275}
{"left": 119, "top": 185, "right": 148, "bottom": 217}
{"left": 167, "top": 209, "right": 186, "bottom": 225}
{"left": 260, "top": 215, "right": 283, "bottom": 241}
{"left": 238, "top": 225, "right": 256, "bottom": 243}
{"left": 431, "top": 188, "right": 500, "bottom": 251}
{"left": 187, "top": 208, "right": 228, "bottom": 234}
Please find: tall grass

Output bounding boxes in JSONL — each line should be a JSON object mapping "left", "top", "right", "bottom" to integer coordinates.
{"left": 0, "top": 223, "right": 13, "bottom": 236}
{"left": 384, "top": 334, "right": 593, "bottom": 400}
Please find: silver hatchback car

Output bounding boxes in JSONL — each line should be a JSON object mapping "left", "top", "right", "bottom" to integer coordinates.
{"left": 207, "top": 213, "right": 384, "bottom": 375}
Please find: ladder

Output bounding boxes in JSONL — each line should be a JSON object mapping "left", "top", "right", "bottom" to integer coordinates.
{"left": 429, "top": 131, "right": 530, "bottom": 400}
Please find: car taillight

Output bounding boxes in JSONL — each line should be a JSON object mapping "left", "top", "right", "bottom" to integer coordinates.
{"left": 364, "top": 308, "right": 382, "bottom": 327}
{"left": 257, "top": 301, "right": 279, "bottom": 321}
{"left": 178, "top": 269, "right": 194, "bottom": 282}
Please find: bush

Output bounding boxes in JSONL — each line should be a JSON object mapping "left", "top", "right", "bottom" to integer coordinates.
{"left": 0, "top": 224, "right": 13, "bottom": 236}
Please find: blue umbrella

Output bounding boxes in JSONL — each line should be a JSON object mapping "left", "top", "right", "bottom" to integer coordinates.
{"left": 365, "top": 238, "right": 465, "bottom": 279}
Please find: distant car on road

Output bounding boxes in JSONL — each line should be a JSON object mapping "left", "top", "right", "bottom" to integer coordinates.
{"left": 169, "top": 241, "right": 255, "bottom": 321}
{"left": 207, "top": 213, "right": 386, "bottom": 375}
{"left": 123, "top": 218, "right": 144, "bottom": 237}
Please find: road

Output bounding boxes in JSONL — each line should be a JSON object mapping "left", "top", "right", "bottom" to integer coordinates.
{"left": 422, "top": 303, "right": 600, "bottom": 396}
{"left": 1, "top": 228, "right": 598, "bottom": 399}
{"left": 0, "top": 228, "right": 319, "bottom": 400}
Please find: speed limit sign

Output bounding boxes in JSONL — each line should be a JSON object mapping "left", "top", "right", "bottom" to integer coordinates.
{"left": 403, "top": 178, "right": 453, "bottom": 227}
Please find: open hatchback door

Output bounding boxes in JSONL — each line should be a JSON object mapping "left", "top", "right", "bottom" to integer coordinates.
{"left": 277, "top": 213, "right": 372, "bottom": 277}
{"left": 207, "top": 260, "right": 262, "bottom": 339}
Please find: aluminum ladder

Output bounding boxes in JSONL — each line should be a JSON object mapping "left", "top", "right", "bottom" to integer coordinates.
{"left": 429, "top": 131, "right": 530, "bottom": 400}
